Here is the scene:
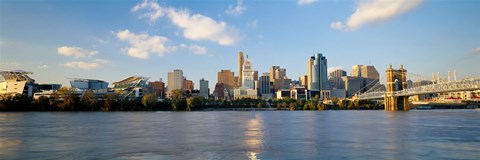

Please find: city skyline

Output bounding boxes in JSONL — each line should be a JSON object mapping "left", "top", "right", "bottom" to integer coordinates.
{"left": 1, "top": 0, "right": 479, "bottom": 89}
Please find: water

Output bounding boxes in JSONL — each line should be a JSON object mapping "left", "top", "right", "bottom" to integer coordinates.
{"left": 1, "top": 110, "right": 479, "bottom": 160}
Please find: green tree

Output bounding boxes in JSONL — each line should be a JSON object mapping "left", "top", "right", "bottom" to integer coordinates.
{"left": 142, "top": 93, "right": 157, "bottom": 110}
{"left": 281, "top": 102, "right": 288, "bottom": 108}
{"left": 289, "top": 102, "right": 295, "bottom": 111}
{"left": 103, "top": 93, "right": 119, "bottom": 111}
{"left": 171, "top": 89, "right": 186, "bottom": 111}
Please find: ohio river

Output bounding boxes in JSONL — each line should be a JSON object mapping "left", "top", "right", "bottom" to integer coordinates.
{"left": 1, "top": 110, "right": 479, "bottom": 159}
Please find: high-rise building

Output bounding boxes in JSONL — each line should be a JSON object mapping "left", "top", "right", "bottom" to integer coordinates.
{"left": 309, "top": 53, "right": 328, "bottom": 91}
{"left": 275, "top": 68, "right": 286, "bottom": 79}
{"left": 329, "top": 69, "right": 347, "bottom": 89}
{"left": 341, "top": 76, "right": 364, "bottom": 97}
{"left": 238, "top": 51, "right": 244, "bottom": 87}
{"left": 242, "top": 56, "right": 255, "bottom": 89}
{"left": 168, "top": 69, "right": 183, "bottom": 92}
{"left": 351, "top": 65, "right": 363, "bottom": 77}
{"left": 258, "top": 73, "right": 271, "bottom": 95}
{"left": 218, "top": 70, "right": 235, "bottom": 90}
{"left": 307, "top": 58, "right": 314, "bottom": 90}
{"left": 148, "top": 80, "right": 165, "bottom": 99}
{"left": 183, "top": 78, "right": 194, "bottom": 91}
{"left": 360, "top": 65, "right": 380, "bottom": 80}
{"left": 199, "top": 78, "right": 209, "bottom": 98}
{"left": 269, "top": 66, "right": 279, "bottom": 82}
{"left": 234, "top": 55, "right": 258, "bottom": 99}
{"left": 253, "top": 71, "right": 258, "bottom": 82}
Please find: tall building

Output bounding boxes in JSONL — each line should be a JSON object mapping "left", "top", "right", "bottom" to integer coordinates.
{"left": 199, "top": 78, "right": 209, "bottom": 98}
{"left": 307, "top": 58, "right": 314, "bottom": 90}
{"left": 360, "top": 65, "right": 380, "bottom": 80}
{"left": 183, "top": 78, "right": 194, "bottom": 91}
{"left": 168, "top": 69, "right": 183, "bottom": 92}
{"left": 351, "top": 65, "right": 363, "bottom": 77}
{"left": 269, "top": 66, "right": 279, "bottom": 82}
{"left": 275, "top": 68, "right": 286, "bottom": 79}
{"left": 213, "top": 83, "right": 228, "bottom": 100}
{"left": 218, "top": 70, "right": 235, "bottom": 90}
{"left": 329, "top": 69, "right": 347, "bottom": 89}
{"left": 242, "top": 56, "right": 255, "bottom": 89}
{"left": 258, "top": 73, "right": 271, "bottom": 95}
{"left": 309, "top": 53, "right": 328, "bottom": 91}
{"left": 234, "top": 55, "right": 258, "bottom": 99}
{"left": 148, "top": 80, "right": 165, "bottom": 99}
{"left": 341, "top": 76, "right": 364, "bottom": 97}
{"left": 238, "top": 51, "right": 244, "bottom": 87}
{"left": 253, "top": 71, "right": 258, "bottom": 82}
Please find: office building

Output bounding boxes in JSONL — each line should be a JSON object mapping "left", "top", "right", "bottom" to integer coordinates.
{"left": 309, "top": 53, "right": 328, "bottom": 91}
{"left": 270, "top": 66, "right": 279, "bottom": 82}
{"left": 183, "top": 78, "right": 194, "bottom": 91}
{"left": 299, "top": 75, "right": 308, "bottom": 88}
{"left": 234, "top": 55, "right": 258, "bottom": 99}
{"left": 361, "top": 65, "right": 380, "bottom": 80}
{"left": 148, "top": 80, "right": 165, "bottom": 99}
{"left": 168, "top": 69, "right": 183, "bottom": 93}
{"left": 238, "top": 51, "right": 244, "bottom": 87}
{"left": 351, "top": 65, "right": 363, "bottom": 77}
{"left": 341, "top": 76, "right": 364, "bottom": 97}
{"left": 218, "top": 70, "right": 235, "bottom": 90}
{"left": 329, "top": 69, "right": 347, "bottom": 89}
{"left": 199, "top": 78, "right": 209, "bottom": 98}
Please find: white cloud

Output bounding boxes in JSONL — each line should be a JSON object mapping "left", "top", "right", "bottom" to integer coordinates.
{"left": 189, "top": 45, "right": 207, "bottom": 55}
{"left": 328, "top": 66, "right": 345, "bottom": 73}
{"left": 132, "top": 0, "right": 242, "bottom": 45}
{"left": 298, "top": 0, "right": 318, "bottom": 6}
{"left": 116, "top": 29, "right": 172, "bottom": 59}
{"left": 57, "top": 46, "right": 97, "bottom": 58}
{"left": 472, "top": 48, "right": 480, "bottom": 55}
{"left": 225, "top": 0, "right": 246, "bottom": 16}
{"left": 62, "top": 61, "right": 101, "bottom": 70}
{"left": 38, "top": 65, "right": 49, "bottom": 69}
{"left": 331, "top": 0, "right": 422, "bottom": 31}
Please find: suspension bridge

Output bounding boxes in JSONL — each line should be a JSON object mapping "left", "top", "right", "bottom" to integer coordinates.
{"left": 354, "top": 65, "right": 480, "bottom": 111}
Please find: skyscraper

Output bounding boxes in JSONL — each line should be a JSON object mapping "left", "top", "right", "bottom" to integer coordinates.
{"left": 269, "top": 66, "right": 279, "bottom": 82}
{"left": 199, "top": 78, "right": 209, "bottom": 98}
{"left": 258, "top": 73, "right": 271, "bottom": 96}
{"left": 275, "top": 68, "right": 286, "bottom": 79}
{"left": 238, "top": 51, "right": 244, "bottom": 87}
{"left": 309, "top": 53, "right": 328, "bottom": 91}
{"left": 242, "top": 56, "right": 255, "bottom": 89}
{"left": 168, "top": 69, "right": 183, "bottom": 93}
{"left": 182, "top": 77, "right": 194, "bottom": 91}
{"left": 307, "top": 58, "right": 314, "bottom": 90}
{"left": 217, "top": 70, "right": 235, "bottom": 90}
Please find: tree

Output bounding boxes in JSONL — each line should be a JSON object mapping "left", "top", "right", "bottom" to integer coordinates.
{"left": 171, "top": 89, "right": 186, "bottom": 111}
{"left": 281, "top": 102, "right": 288, "bottom": 108}
{"left": 103, "top": 93, "right": 119, "bottom": 111}
{"left": 82, "top": 90, "right": 98, "bottom": 111}
{"left": 289, "top": 102, "right": 295, "bottom": 111}
{"left": 56, "top": 87, "right": 79, "bottom": 111}
{"left": 142, "top": 93, "right": 157, "bottom": 110}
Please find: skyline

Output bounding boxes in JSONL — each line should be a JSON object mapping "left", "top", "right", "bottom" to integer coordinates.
{"left": 1, "top": 0, "right": 479, "bottom": 89}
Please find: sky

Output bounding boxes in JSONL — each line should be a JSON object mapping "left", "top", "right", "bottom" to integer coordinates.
{"left": 1, "top": 0, "right": 479, "bottom": 90}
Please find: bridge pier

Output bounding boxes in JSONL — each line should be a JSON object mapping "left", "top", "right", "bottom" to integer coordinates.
{"left": 385, "top": 64, "right": 409, "bottom": 111}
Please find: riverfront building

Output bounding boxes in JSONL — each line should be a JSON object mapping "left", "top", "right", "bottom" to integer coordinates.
{"left": 168, "top": 69, "right": 183, "bottom": 93}
{"left": 0, "top": 71, "right": 37, "bottom": 97}
{"left": 234, "top": 55, "right": 258, "bottom": 99}
{"left": 199, "top": 78, "right": 209, "bottom": 98}
{"left": 309, "top": 53, "right": 329, "bottom": 91}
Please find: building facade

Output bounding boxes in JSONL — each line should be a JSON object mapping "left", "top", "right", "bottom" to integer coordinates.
{"left": 309, "top": 53, "right": 328, "bottom": 91}
{"left": 238, "top": 51, "right": 244, "bottom": 87}
{"left": 329, "top": 69, "right": 347, "bottom": 89}
{"left": 218, "top": 70, "right": 235, "bottom": 90}
{"left": 168, "top": 69, "right": 183, "bottom": 93}
{"left": 148, "top": 80, "right": 165, "bottom": 99}
{"left": 199, "top": 78, "right": 209, "bottom": 98}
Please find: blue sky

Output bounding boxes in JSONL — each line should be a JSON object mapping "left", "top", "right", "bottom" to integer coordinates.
{"left": 1, "top": 0, "right": 479, "bottom": 89}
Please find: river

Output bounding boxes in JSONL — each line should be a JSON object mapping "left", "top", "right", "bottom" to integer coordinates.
{"left": 1, "top": 110, "right": 479, "bottom": 159}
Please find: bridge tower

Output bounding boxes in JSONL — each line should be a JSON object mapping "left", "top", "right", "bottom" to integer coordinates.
{"left": 385, "top": 64, "right": 409, "bottom": 111}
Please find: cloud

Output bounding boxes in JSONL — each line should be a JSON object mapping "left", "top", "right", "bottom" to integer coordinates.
{"left": 62, "top": 61, "right": 100, "bottom": 69}
{"left": 225, "top": 0, "right": 246, "bottom": 16}
{"left": 328, "top": 66, "right": 345, "bottom": 73}
{"left": 132, "top": 0, "right": 242, "bottom": 45}
{"left": 188, "top": 45, "right": 207, "bottom": 55}
{"left": 331, "top": 0, "right": 422, "bottom": 31}
{"left": 57, "top": 46, "right": 97, "bottom": 58}
{"left": 472, "top": 48, "right": 480, "bottom": 55}
{"left": 116, "top": 29, "right": 173, "bottom": 59}
{"left": 62, "top": 59, "right": 110, "bottom": 70}
{"left": 298, "top": 0, "right": 318, "bottom": 6}
{"left": 38, "top": 65, "right": 49, "bottom": 69}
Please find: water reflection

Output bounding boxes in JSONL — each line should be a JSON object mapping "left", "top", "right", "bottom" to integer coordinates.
{"left": 244, "top": 113, "right": 264, "bottom": 159}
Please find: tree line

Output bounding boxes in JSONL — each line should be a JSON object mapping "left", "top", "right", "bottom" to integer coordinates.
{"left": 0, "top": 88, "right": 383, "bottom": 111}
